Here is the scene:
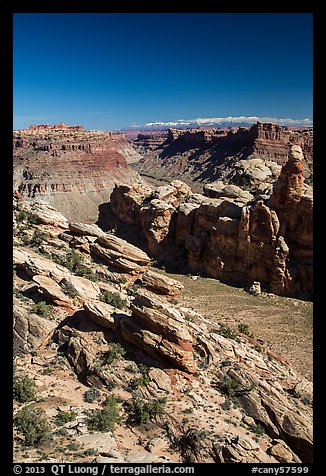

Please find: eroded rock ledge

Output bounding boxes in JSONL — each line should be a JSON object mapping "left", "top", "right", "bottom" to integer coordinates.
{"left": 99, "top": 146, "right": 312, "bottom": 300}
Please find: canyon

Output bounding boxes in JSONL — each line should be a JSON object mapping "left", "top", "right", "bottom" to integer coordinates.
{"left": 13, "top": 124, "right": 142, "bottom": 222}
{"left": 98, "top": 145, "right": 312, "bottom": 300}
{"left": 133, "top": 122, "right": 313, "bottom": 190}
{"left": 12, "top": 122, "right": 313, "bottom": 464}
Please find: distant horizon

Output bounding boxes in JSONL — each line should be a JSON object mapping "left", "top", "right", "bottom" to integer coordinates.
{"left": 13, "top": 115, "right": 313, "bottom": 133}
{"left": 14, "top": 13, "right": 312, "bottom": 131}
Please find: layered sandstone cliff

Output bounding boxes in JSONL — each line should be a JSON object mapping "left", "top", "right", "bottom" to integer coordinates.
{"left": 135, "top": 122, "right": 313, "bottom": 186}
{"left": 100, "top": 146, "right": 312, "bottom": 300}
{"left": 13, "top": 124, "right": 142, "bottom": 222}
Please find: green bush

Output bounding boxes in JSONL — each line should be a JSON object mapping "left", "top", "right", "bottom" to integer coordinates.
{"left": 61, "top": 281, "right": 78, "bottom": 298}
{"left": 56, "top": 249, "right": 98, "bottom": 281}
{"left": 21, "top": 229, "right": 47, "bottom": 247}
{"left": 127, "top": 397, "right": 166, "bottom": 426}
{"left": 99, "top": 291, "right": 126, "bottom": 310}
{"left": 128, "top": 365, "right": 151, "bottom": 390}
{"left": 216, "top": 323, "right": 240, "bottom": 342}
{"left": 217, "top": 375, "right": 243, "bottom": 398}
{"left": 251, "top": 423, "right": 265, "bottom": 437}
{"left": 31, "top": 301, "right": 53, "bottom": 318}
{"left": 13, "top": 375, "right": 36, "bottom": 403}
{"left": 87, "top": 397, "right": 120, "bottom": 432}
{"left": 14, "top": 406, "right": 51, "bottom": 447}
{"left": 16, "top": 209, "right": 29, "bottom": 223}
{"left": 105, "top": 380, "right": 116, "bottom": 391}
{"left": 84, "top": 388, "right": 100, "bottom": 403}
{"left": 31, "top": 230, "right": 47, "bottom": 246}
{"left": 102, "top": 343, "right": 126, "bottom": 365}
{"left": 238, "top": 323, "right": 254, "bottom": 338}
{"left": 61, "top": 249, "right": 83, "bottom": 272}
{"left": 55, "top": 410, "right": 76, "bottom": 426}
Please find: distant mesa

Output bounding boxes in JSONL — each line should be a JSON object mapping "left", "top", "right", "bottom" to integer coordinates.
{"left": 28, "top": 122, "right": 84, "bottom": 132}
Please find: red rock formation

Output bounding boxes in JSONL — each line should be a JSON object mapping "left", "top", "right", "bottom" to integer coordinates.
{"left": 13, "top": 126, "right": 138, "bottom": 222}
{"left": 135, "top": 122, "right": 313, "bottom": 184}
{"left": 28, "top": 123, "right": 84, "bottom": 131}
{"left": 105, "top": 147, "right": 312, "bottom": 299}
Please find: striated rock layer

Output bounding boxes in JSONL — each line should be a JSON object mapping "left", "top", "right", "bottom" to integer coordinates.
{"left": 135, "top": 122, "right": 313, "bottom": 186}
{"left": 100, "top": 147, "right": 312, "bottom": 300}
{"left": 13, "top": 124, "right": 142, "bottom": 222}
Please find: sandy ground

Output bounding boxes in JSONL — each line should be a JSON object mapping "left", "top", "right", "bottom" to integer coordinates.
{"left": 158, "top": 270, "right": 313, "bottom": 381}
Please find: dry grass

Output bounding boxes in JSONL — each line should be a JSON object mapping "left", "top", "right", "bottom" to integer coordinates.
{"left": 159, "top": 270, "right": 313, "bottom": 381}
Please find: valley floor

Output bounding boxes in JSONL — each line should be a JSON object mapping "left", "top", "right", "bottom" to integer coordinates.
{"left": 154, "top": 268, "right": 313, "bottom": 381}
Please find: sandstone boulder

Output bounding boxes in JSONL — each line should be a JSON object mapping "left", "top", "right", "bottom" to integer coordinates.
{"left": 110, "top": 183, "right": 153, "bottom": 225}
{"left": 13, "top": 298, "right": 57, "bottom": 353}
{"left": 90, "top": 243, "right": 147, "bottom": 274}
{"left": 28, "top": 200, "right": 69, "bottom": 228}
{"left": 203, "top": 181, "right": 254, "bottom": 204}
{"left": 140, "top": 269, "right": 183, "bottom": 296}
{"left": 14, "top": 249, "right": 68, "bottom": 282}
{"left": 139, "top": 199, "right": 176, "bottom": 255}
{"left": 83, "top": 300, "right": 120, "bottom": 330}
{"left": 97, "top": 234, "right": 150, "bottom": 265}
{"left": 32, "top": 274, "right": 71, "bottom": 305}
{"left": 69, "top": 222, "right": 105, "bottom": 237}
{"left": 60, "top": 275, "right": 101, "bottom": 301}
{"left": 124, "top": 289, "right": 196, "bottom": 373}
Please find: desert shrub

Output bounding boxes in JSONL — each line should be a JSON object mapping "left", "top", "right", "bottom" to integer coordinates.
{"left": 99, "top": 290, "right": 126, "bottom": 309}
{"left": 218, "top": 375, "right": 243, "bottom": 398}
{"left": 14, "top": 406, "right": 51, "bottom": 447}
{"left": 253, "top": 344, "right": 262, "bottom": 353}
{"left": 238, "top": 323, "right": 253, "bottom": 338}
{"left": 102, "top": 343, "right": 126, "bottom": 365}
{"left": 21, "top": 229, "right": 47, "bottom": 247}
{"left": 13, "top": 375, "right": 36, "bottom": 403}
{"left": 105, "top": 380, "right": 116, "bottom": 391}
{"left": 216, "top": 323, "right": 239, "bottom": 342}
{"left": 172, "top": 428, "right": 208, "bottom": 462}
{"left": 66, "top": 442, "right": 80, "bottom": 452}
{"left": 84, "top": 388, "right": 100, "bottom": 403}
{"left": 218, "top": 375, "right": 256, "bottom": 402}
{"left": 84, "top": 448, "right": 97, "bottom": 456}
{"left": 31, "top": 301, "right": 53, "bottom": 318}
{"left": 54, "top": 410, "right": 76, "bottom": 426}
{"left": 56, "top": 249, "right": 97, "bottom": 280}
{"left": 31, "top": 230, "right": 47, "bottom": 246}
{"left": 221, "top": 399, "right": 232, "bottom": 411}
{"left": 16, "top": 209, "right": 29, "bottom": 223}
{"left": 126, "top": 397, "right": 166, "bottom": 426}
{"left": 128, "top": 364, "right": 151, "bottom": 390}
{"left": 251, "top": 423, "right": 265, "bottom": 437}
{"left": 87, "top": 397, "right": 120, "bottom": 432}
{"left": 182, "top": 408, "right": 194, "bottom": 414}
{"left": 61, "top": 281, "right": 78, "bottom": 298}
{"left": 117, "top": 276, "right": 127, "bottom": 285}
{"left": 75, "top": 265, "right": 98, "bottom": 281}
{"left": 60, "top": 249, "right": 83, "bottom": 272}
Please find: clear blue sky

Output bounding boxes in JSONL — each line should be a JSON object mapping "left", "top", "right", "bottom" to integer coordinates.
{"left": 13, "top": 13, "right": 313, "bottom": 130}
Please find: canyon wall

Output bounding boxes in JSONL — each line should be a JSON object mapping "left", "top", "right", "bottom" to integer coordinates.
{"left": 135, "top": 122, "right": 313, "bottom": 185}
{"left": 13, "top": 124, "right": 141, "bottom": 222}
{"left": 99, "top": 145, "right": 312, "bottom": 300}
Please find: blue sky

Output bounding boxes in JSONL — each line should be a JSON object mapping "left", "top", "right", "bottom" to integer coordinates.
{"left": 13, "top": 13, "right": 313, "bottom": 130}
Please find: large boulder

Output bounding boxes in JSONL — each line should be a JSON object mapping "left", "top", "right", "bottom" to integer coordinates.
{"left": 140, "top": 269, "right": 183, "bottom": 297}
{"left": 28, "top": 200, "right": 69, "bottom": 228}
{"left": 13, "top": 298, "right": 57, "bottom": 353}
